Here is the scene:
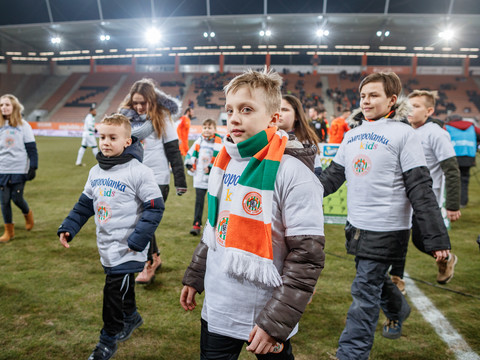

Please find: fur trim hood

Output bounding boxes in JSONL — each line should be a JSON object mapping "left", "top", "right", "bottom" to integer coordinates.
{"left": 347, "top": 97, "right": 411, "bottom": 128}
{"left": 155, "top": 88, "right": 182, "bottom": 118}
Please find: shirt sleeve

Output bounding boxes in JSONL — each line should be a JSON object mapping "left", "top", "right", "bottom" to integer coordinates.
{"left": 21, "top": 120, "right": 35, "bottom": 143}
{"left": 430, "top": 127, "right": 456, "bottom": 163}
{"left": 135, "top": 165, "right": 163, "bottom": 202}
{"left": 399, "top": 128, "right": 427, "bottom": 172}
{"left": 162, "top": 119, "right": 180, "bottom": 142}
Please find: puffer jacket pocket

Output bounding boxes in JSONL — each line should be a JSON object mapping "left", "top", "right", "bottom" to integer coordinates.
{"left": 345, "top": 221, "right": 362, "bottom": 255}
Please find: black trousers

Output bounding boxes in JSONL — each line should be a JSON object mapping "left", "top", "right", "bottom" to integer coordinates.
{"left": 459, "top": 166, "right": 471, "bottom": 206}
{"left": 102, "top": 273, "right": 136, "bottom": 337}
{"left": 0, "top": 181, "right": 30, "bottom": 223}
{"left": 147, "top": 184, "right": 169, "bottom": 262}
{"left": 200, "top": 319, "right": 294, "bottom": 360}
{"left": 193, "top": 188, "right": 208, "bottom": 226}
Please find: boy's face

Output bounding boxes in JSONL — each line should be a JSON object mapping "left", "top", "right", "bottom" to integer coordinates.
{"left": 408, "top": 96, "right": 434, "bottom": 129}
{"left": 202, "top": 123, "right": 216, "bottom": 138}
{"left": 360, "top": 82, "right": 397, "bottom": 120}
{"left": 308, "top": 108, "right": 317, "bottom": 119}
{"left": 225, "top": 86, "right": 278, "bottom": 144}
{"left": 99, "top": 123, "right": 132, "bottom": 157}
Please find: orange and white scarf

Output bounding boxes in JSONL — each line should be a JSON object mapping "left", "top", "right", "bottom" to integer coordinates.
{"left": 203, "top": 127, "right": 288, "bottom": 287}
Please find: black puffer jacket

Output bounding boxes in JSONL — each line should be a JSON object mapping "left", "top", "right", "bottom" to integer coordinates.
{"left": 182, "top": 140, "right": 325, "bottom": 342}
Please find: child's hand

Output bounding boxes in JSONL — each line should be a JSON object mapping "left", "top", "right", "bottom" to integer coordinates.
{"left": 180, "top": 285, "right": 197, "bottom": 311}
{"left": 246, "top": 325, "right": 278, "bottom": 354}
{"left": 59, "top": 232, "right": 71, "bottom": 248}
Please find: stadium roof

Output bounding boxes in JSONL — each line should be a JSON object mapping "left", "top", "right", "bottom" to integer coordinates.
{"left": 1, "top": 0, "right": 479, "bottom": 57}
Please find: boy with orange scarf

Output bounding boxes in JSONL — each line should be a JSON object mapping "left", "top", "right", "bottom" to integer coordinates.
{"left": 180, "top": 68, "right": 326, "bottom": 358}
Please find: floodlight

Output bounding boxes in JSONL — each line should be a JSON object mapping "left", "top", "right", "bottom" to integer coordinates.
{"left": 50, "top": 36, "right": 61, "bottom": 44}
{"left": 210, "top": 32, "right": 215, "bottom": 38}
{"left": 316, "top": 29, "right": 329, "bottom": 37}
{"left": 203, "top": 32, "right": 208, "bottom": 38}
{"left": 100, "top": 34, "right": 110, "bottom": 41}
{"left": 384, "top": 30, "right": 390, "bottom": 37}
{"left": 376, "top": 31, "right": 382, "bottom": 37}
{"left": 259, "top": 30, "right": 265, "bottom": 37}
{"left": 265, "top": 30, "right": 271, "bottom": 37}
{"left": 145, "top": 27, "right": 161, "bottom": 44}
{"left": 439, "top": 29, "right": 454, "bottom": 40}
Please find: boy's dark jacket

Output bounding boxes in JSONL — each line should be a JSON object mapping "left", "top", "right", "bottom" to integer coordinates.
{"left": 321, "top": 99, "right": 450, "bottom": 260}
{"left": 57, "top": 138, "right": 165, "bottom": 275}
{"left": 182, "top": 139, "right": 325, "bottom": 342}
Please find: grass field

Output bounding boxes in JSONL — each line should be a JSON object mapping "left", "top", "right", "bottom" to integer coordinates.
{"left": 0, "top": 136, "right": 479, "bottom": 360}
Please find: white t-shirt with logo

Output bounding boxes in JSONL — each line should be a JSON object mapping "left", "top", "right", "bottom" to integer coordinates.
{"left": 135, "top": 120, "right": 179, "bottom": 185}
{"left": 83, "top": 159, "right": 162, "bottom": 268}
{"left": 334, "top": 118, "right": 426, "bottom": 231}
{"left": 192, "top": 136, "right": 216, "bottom": 189}
{"left": 415, "top": 122, "right": 456, "bottom": 206}
{"left": 0, "top": 120, "right": 35, "bottom": 174}
{"left": 202, "top": 154, "right": 324, "bottom": 341}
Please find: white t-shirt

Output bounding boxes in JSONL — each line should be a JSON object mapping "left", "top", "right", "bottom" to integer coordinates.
{"left": 188, "top": 136, "right": 217, "bottom": 189}
{"left": 334, "top": 118, "right": 426, "bottom": 231}
{"left": 415, "top": 122, "right": 456, "bottom": 206}
{"left": 83, "top": 159, "right": 162, "bottom": 268}
{"left": 202, "top": 154, "right": 324, "bottom": 341}
{"left": 0, "top": 120, "right": 35, "bottom": 174}
{"left": 135, "top": 120, "right": 178, "bottom": 185}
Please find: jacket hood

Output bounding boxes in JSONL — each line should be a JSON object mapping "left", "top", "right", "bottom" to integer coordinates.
{"left": 155, "top": 88, "right": 182, "bottom": 118}
{"left": 284, "top": 135, "right": 316, "bottom": 172}
{"left": 124, "top": 136, "right": 144, "bottom": 163}
{"left": 347, "top": 96, "right": 411, "bottom": 128}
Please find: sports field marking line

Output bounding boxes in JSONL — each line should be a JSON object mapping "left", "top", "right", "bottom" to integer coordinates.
{"left": 404, "top": 272, "right": 480, "bottom": 360}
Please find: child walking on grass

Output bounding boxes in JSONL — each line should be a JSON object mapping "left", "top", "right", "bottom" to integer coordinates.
{"left": 180, "top": 68, "right": 326, "bottom": 359}
{"left": 58, "top": 114, "right": 164, "bottom": 360}
{"left": 184, "top": 118, "right": 223, "bottom": 236}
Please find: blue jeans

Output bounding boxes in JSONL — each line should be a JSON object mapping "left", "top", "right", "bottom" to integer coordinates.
{"left": 0, "top": 182, "right": 29, "bottom": 223}
{"left": 200, "top": 319, "right": 294, "bottom": 360}
{"left": 336, "top": 258, "right": 410, "bottom": 360}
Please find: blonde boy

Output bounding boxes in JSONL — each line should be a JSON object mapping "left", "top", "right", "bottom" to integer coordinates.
{"left": 58, "top": 114, "right": 164, "bottom": 360}
{"left": 180, "top": 69, "right": 325, "bottom": 358}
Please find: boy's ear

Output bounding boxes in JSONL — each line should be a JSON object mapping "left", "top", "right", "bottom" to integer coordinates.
{"left": 125, "top": 137, "right": 132, "bottom": 148}
{"left": 388, "top": 94, "right": 398, "bottom": 109}
{"left": 269, "top": 113, "right": 280, "bottom": 127}
{"left": 427, "top": 106, "right": 435, "bottom": 117}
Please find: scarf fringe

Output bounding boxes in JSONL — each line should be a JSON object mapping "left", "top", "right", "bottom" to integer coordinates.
{"left": 202, "top": 222, "right": 217, "bottom": 249}
{"left": 223, "top": 249, "right": 283, "bottom": 287}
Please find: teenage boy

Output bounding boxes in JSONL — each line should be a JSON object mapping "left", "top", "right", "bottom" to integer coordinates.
{"left": 180, "top": 68, "right": 326, "bottom": 359}
{"left": 184, "top": 118, "right": 223, "bottom": 236}
{"left": 58, "top": 114, "right": 164, "bottom": 360}
{"left": 318, "top": 72, "right": 451, "bottom": 360}
{"left": 389, "top": 90, "right": 460, "bottom": 292}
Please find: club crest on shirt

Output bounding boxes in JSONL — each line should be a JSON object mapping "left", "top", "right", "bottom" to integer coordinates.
{"left": 352, "top": 154, "right": 371, "bottom": 176}
{"left": 5, "top": 137, "right": 15, "bottom": 148}
{"left": 97, "top": 202, "right": 112, "bottom": 224}
{"left": 215, "top": 210, "right": 229, "bottom": 246}
{"left": 242, "top": 192, "right": 262, "bottom": 216}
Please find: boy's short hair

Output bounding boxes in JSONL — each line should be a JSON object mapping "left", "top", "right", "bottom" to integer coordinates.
{"left": 224, "top": 67, "right": 283, "bottom": 114}
{"left": 310, "top": 106, "right": 322, "bottom": 114}
{"left": 203, "top": 118, "right": 217, "bottom": 128}
{"left": 408, "top": 89, "right": 437, "bottom": 108}
{"left": 101, "top": 114, "right": 132, "bottom": 136}
{"left": 359, "top": 72, "right": 402, "bottom": 98}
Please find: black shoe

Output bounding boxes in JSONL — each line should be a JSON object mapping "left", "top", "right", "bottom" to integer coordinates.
{"left": 117, "top": 312, "right": 143, "bottom": 342}
{"left": 190, "top": 226, "right": 201, "bottom": 236}
{"left": 87, "top": 342, "right": 117, "bottom": 360}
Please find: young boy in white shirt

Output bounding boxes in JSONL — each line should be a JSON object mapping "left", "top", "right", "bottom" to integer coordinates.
{"left": 180, "top": 68, "right": 326, "bottom": 359}
{"left": 58, "top": 114, "right": 164, "bottom": 360}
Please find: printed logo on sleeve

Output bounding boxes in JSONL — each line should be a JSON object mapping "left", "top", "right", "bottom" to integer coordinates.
{"left": 97, "top": 202, "right": 112, "bottom": 224}
{"left": 242, "top": 192, "right": 262, "bottom": 216}
{"left": 352, "top": 154, "right": 371, "bottom": 176}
